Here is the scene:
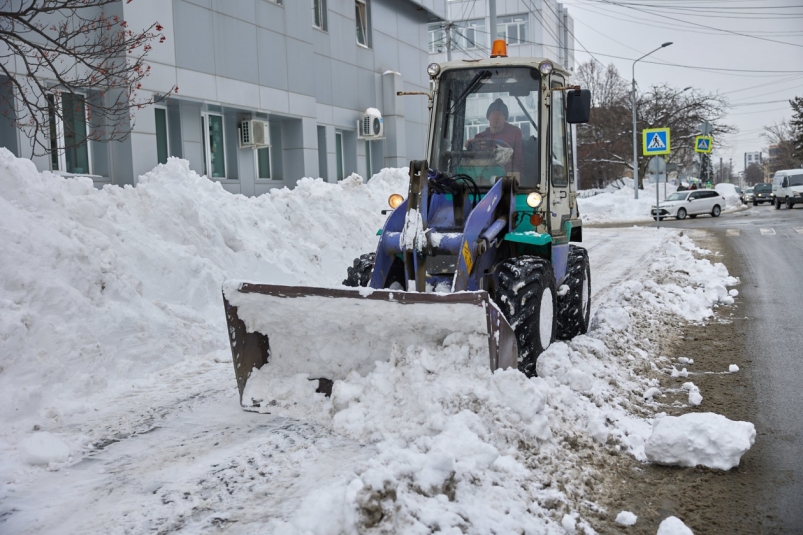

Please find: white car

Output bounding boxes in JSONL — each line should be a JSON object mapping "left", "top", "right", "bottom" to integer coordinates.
{"left": 651, "top": 190, "right": 726, "bottom": 220}
{"left": 771, "top": 169, "right": 803, "bottom": 209}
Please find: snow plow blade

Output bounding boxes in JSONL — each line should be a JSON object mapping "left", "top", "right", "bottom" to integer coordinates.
{"left": 222, "top": 282, "right": 517, "bottom": 407}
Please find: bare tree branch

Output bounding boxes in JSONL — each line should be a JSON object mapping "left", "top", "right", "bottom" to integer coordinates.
{"left": 573, "top": 60, "right": 735, "bottom": 189}
{"left": 0, "top": 0, "right": 176, "bottom": 157}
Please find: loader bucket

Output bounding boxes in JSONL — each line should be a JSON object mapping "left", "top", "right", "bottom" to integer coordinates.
{"left": 222, "top": 281, "right": 517, "bottom": 407}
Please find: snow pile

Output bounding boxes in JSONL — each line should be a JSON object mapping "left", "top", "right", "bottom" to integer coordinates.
{"left": 645, "top": 413, "right": 756, "bottom": 470}
{"left": 715, "top": 183, "right": 743, "bottom": 211}
{"left": 578, "top": 178, "right": 677, "bottom": 224}
{"left": 615, "top": 510, "right": 638, "bottom": 526}
{"left": 729, "top": 364, "right": 740, "bottom": 373}
{"left": 0, "top": 149, "right": 745, "bottom": 533}
{"left": 578, "top": 178, "right": 743, "bottom": 224}
{"left": 0, "top": 148, "right": 408, "bottom": 422}
{"left": 657, "top": 516, "right": 694, "bottom": 535}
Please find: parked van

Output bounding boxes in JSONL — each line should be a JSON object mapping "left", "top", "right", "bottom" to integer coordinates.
{"left": 772, "top": 169, "right": 803, "bottom": 209}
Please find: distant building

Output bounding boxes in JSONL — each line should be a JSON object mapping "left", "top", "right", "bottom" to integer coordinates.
{"left": 743, "top": 151, "right": 761, "bottom": 172}
{"left": 427, "top": 0, "right": 575, "bottom": 70}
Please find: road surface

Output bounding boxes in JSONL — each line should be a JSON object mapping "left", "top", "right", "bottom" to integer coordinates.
{"left": 640, "top": 203, "right": 803, "bottom": 532}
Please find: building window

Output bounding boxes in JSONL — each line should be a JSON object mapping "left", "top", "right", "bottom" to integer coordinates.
{"left": 428, "top": 23, "right": 446, "bottom": 53}
{"left": 47, "top": 94, "right": 60, "bottom": 170}
{"left": 201, "top": 113, "right": 226, "bottom": 178}
{"left": 155, "top": 107, "right": 169, "bottom": 165}
{"left": 313, "top": 0, "right": 326, "bottom": 30}
{"left": 47, "top": 92, "right": 91, "bottom": 174}
{"left": 365, "top": 140, "right": 371, "bottom": 179}
{"left": 355, "top": 0, "right": 369, "bottom": 47}
{"left": 497, "top": 15, "right": 528, "bottom": 45}
{"left": 256, "top": 147, "right": 271, "bottom": 179}
{"left": 335, "top": 131, "right": 344, "bottom": 180}
{"left": 455, "top": 19, "right": 485, "bottom": 50}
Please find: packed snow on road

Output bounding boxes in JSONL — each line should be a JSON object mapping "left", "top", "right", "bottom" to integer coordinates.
{"left": 0, "top": 149, "right": 752, "bottom": 533}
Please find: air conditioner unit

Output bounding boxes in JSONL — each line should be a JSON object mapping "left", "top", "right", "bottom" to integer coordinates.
{"left": 357, "top": 108, "right": 384, "bottom": 140}
{"left": 240, "top": 119, "right": 270, "bottom": 148}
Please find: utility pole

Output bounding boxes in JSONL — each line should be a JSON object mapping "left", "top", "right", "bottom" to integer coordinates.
{"left": 632, "top": 42, "right": 673, "bottom": 200}
{"left": 489, "top": 0, "right": 497, "bottom": 42}
{"left": 445, "top": 22, "right": 452, "bottom": 61}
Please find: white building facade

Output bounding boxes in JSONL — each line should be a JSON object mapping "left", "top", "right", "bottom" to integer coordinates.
{"left": 744, "top": 151, "right": 762, "bottom": 171}
{"left": 1, "top": 0, "right": 447, "bottom": 195}
{"left": 427, "top": 0, "right": 574, "bottom": 70}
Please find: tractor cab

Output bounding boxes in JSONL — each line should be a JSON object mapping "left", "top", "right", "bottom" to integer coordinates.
{"left": 426, "top": 55, "right": 590, "bottom": 240}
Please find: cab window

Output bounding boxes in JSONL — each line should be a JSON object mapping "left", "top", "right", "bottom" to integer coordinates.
{"left": 550, "top": 80, "right": 569, "bottom": 188}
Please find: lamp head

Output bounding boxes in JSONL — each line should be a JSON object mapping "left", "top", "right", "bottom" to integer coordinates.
{"left": 661, "top": 42, "right": 673, "bottom": 47}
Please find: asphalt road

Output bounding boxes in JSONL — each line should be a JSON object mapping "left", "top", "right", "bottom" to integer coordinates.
{"left": 653, "top": 203, "right": 803, "bottom": 532}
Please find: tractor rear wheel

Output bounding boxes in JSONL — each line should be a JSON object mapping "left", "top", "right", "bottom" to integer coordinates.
{"left": 557, "top": 245, "right": 591, "bottom": 340}
{"left": 494, "top": 256, "right": 557, "bottom": 377}
{"left": 343, "top": 253, "right": 376, "bottom": 287}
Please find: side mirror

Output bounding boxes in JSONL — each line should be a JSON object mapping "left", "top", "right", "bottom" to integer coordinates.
{"left": 566, "top": 89, "right": 591, "bottom": 124}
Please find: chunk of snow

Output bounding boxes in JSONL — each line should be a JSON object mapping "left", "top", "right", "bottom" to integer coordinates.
{"left": 729, "top": 289, "right": 738, "bottom": 297}
{"left": 657, "top": 516, "right": 694, "bottom": 535}
{"left": 671, "top": 366, "right": 689, "bottom": 378}
{"left": 729, "top": 364, "right": 739, "bottom": 373}
{"left": 557, "top": 284, "right": 570, "bottom": 296}
{"left": 645, "top": 413, "right": 755, "bottom": 470}
{"left": 643, "top": 387, "right": 662, "bottom": 401}
{"left": 688, "top": 391, "right": 703, "bottom": 406}
{"left": 561, "top": 514, "right": 577, "bottom": 534}
{"left": 615, "top": 510, "right": 638, "bottom": 526}
{"left": 19, "top": 432, "right": 71, "bottom": 466}
{"left": 681, "top": 382, "right": 698, "bottom": 392}
{"left": 678, "top": 357, "right": 693, "bottom": 365}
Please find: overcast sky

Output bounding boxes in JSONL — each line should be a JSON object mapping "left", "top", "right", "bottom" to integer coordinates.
{"left": 560, "top": 0, "right": 803, "bottom": 172}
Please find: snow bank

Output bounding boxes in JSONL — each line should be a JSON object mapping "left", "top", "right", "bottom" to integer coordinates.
{"left": 645, "top": 413, "right": 756, "bottom": 470}
{"left": 578, "top": 178, "right": 677, "bottom": 224}
{"left": 715, "top": 183, "right": 743, "bottom": 211}
{"left": 0, "top": 149, "right": 745, "bottom": 533}
{"left": 578, "top": 178, "right": 743, "bottom": 224}
{"left": 0, "top": 148, "right": 408, "bottom": 421}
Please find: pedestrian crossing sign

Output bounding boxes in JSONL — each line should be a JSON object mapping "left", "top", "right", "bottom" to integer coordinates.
{"left": 695, "top": 135, "right": 713, "bottom": 153}
{"left": 643, "top": 128, "right": 671, "bottom": 155}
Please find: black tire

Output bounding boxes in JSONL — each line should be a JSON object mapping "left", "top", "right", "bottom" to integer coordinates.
{"left": 343, "top": 253, "right": 376, "bottom": 287}
{"left": 688, "top": 214, "right": 698, "bottom": 219}
{"left": 676, "top": 208, "right": 687, "bottom": 220}
{"left": 494, "top": 257, "right": 557, "bottom": 377}
{"left": 786, "top": 197, "right": 795, "bottom": 209}
{"left": 775, "top": 198, "right": 781, "bottom": 209}
{"left": 557, "top": 246, "right": 591, "bottom": 340}
{"left": 711, "top": 205, "right": 721, "bottom": 217}
{"left": 753, "top": 200, "right": 757, "bottom": 206}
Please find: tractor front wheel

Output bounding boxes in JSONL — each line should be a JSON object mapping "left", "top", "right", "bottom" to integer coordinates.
{"left": 494, "top": 257, "right": 557, "bottom": 377}
{"left": 343, "top": 253, "right": 376, "bottom": 287}
{"left": 557, "top": 246, "right": 591, "bottom": 340}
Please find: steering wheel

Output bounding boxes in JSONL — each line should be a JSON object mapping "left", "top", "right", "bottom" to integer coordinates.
{"left": 467, "top": 137, "right": 512, "bottom": 152}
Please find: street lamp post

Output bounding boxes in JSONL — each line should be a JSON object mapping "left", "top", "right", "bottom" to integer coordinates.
{"left": 632, "top": 42, "right": 672, "bottom": 200}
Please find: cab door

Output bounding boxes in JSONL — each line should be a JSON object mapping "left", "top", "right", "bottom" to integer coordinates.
{"left": 548, "top": 77, "right": 571, "bottom": 240}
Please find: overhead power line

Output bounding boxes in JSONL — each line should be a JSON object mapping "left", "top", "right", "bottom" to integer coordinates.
{"left": 586, "top": 0, "right": 803, "bottom": 49}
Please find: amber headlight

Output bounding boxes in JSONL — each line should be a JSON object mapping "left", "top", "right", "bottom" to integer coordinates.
{"left": 388, "top": 194, "right": 404, "bottom": 209}
{"left": 526, "top": 192, "right": 543, "bottom": 208}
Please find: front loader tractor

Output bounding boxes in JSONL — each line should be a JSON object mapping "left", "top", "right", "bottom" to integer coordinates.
{"left": 224, "top": 46, "right": 593, "bottom": 407}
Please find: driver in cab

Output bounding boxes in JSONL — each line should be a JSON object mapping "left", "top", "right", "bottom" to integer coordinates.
{"left": 466, "top": 98, "right": 523, "bottom": 174}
